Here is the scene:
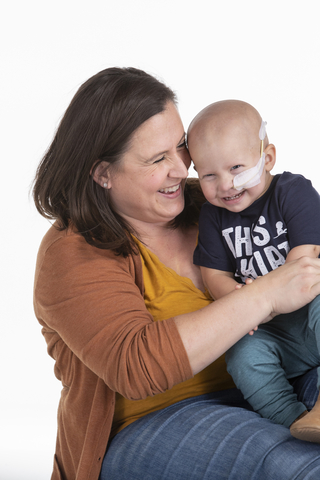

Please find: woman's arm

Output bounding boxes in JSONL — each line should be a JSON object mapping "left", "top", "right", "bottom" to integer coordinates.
{"left": 35, "top": 230, "right": 320, "bottom": 397}
{"left": 34, "top": 231, "right": 193, "bottom": 400}
{"left": 175, "top": 256, "right": 320, "bottom": 375}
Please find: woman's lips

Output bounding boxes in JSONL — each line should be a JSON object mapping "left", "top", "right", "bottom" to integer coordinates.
{"left": 158, "top": 184, "right": 181, "bottom": 194}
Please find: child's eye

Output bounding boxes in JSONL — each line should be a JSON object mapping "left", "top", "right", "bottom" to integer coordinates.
{"left": 231, "top": 165, "right": 242, "bottom": 171}
{"left": 202, "top": 173, "right": 215, "bottom": 179}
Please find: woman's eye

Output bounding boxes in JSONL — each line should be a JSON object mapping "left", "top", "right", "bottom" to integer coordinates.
{"left": 153, "top": 156, "right": 165, "bottom": 164}
{"left": 177, "top": 140, "right": 187, "bottom": 149}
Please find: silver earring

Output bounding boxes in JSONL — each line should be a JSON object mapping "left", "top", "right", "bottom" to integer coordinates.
{"left": 103, "top": 182, "right": 108, "bottom": 189}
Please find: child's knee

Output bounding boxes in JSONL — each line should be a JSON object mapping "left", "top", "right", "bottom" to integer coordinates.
{"left": 225, "top": 335, "right": 256, "bottom": 377}
{"left": 308, "top": 295, "right": 320, "bottom": 330}
{"left": 225, "top": 334, "right": 278, "bottom": 381}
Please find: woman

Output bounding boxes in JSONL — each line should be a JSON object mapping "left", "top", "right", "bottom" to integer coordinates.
{"left": 33, "top": 67, "right": 320, "bottom": 480}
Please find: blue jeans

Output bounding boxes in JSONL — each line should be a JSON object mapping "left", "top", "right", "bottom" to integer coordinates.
{"left": 226, "top": 295, "right": 320, "bottom": 427}
{"left": 100, "top": 369, "right": 320, "bottom": 480}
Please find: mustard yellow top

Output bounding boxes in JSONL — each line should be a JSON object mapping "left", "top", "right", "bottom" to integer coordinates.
{"left": 111, "top": 239, "right": 234, "bottom": 437}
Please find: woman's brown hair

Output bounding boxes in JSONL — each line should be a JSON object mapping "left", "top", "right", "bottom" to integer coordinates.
{"left": 33, "top": 67, "right": 204, "bottom": 256}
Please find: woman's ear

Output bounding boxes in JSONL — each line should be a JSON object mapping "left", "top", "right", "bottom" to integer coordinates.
{"left": 264, "top": 144, "right": 276, "bottom": 172}
{"left": 92, "top": 161, "right": 111, "bottom": 189}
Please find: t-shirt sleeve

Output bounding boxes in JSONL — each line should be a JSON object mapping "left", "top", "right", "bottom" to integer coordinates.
{"left": 193, "top": 203, "right": 235, "bottom": 272}
{"left": 279, "top": 174, "right": 320, "bottom": 248}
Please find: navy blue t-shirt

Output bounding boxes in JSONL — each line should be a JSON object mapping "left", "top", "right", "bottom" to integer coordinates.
{"left": 194, "top": 172, "right": 320, "bottom": 284}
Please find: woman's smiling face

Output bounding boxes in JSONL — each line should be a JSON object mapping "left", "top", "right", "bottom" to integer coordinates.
{"left": 104, "top": 101, "right": 191, "bottom": 231}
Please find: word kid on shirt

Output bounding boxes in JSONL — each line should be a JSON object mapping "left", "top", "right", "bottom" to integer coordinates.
{"left": 222, "top": 215, "right": 289, "bottom": 283}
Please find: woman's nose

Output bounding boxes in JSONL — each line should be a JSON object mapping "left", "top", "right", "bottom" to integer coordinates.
{"left": 169, "top": 152, "right": 190, "bottom": 178}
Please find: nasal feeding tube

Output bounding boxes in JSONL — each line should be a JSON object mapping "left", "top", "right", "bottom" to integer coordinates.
{"left": 233, "top": 120, "right": 267, "bottom": 191}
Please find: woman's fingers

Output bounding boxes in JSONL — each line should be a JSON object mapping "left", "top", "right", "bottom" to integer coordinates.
{"left": 261, "top": 256, "right": 320, "bottom": 317}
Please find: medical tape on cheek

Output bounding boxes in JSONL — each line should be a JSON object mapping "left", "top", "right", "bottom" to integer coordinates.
{"left": 233, "top": 120, "right": 267, "bottom": 191}
{"left": 233, "top": 153, "right": 265, "bottom": 190}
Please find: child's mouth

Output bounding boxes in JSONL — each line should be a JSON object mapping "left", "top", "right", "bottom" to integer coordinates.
{"left": 223, "top": 191, "right": 245, "bottom": 201}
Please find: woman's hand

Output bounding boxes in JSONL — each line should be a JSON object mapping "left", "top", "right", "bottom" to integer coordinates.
{"left": 175, "top": 256, "right": 320, "bottom": 375}
{"left": 256, "top": 256, "right": 320, "bottom": 318}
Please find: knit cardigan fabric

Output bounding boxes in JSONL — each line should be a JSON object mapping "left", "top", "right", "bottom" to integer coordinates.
{"left": 34, "top": 225, "right": 193, "bottom": 480}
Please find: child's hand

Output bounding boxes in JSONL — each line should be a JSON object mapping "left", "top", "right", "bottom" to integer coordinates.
{"left": 235, "top": 279, "right": 258, "bottom": 335}
{"left": 235, "top": 278, "right": 254, "bottom": 290}
{"left": 248, "top": 326, "right": 258, "bottom": 336}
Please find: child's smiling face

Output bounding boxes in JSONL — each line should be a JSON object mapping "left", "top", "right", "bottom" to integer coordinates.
{"left": 187, "top": 100, "right": 276, "bottom": 213}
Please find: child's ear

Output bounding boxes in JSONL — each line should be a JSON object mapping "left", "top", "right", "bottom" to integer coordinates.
{"left": 264, "top": 144, "right": 276, "bottom": 172}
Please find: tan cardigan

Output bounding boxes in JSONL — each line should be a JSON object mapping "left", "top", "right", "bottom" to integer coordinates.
{"left": 34, "top": 225, "right": 193, "bottom": 480}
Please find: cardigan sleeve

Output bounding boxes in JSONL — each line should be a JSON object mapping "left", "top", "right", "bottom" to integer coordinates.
{"left": 34, "top": 228, "right": 193, "bottom": 400}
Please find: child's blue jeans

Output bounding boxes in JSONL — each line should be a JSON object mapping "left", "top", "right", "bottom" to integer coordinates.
{"left": 225, "top": 294, "right": 320, "bottom": 427}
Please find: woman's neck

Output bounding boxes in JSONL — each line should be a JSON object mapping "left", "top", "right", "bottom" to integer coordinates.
{"left": 136, "top": 224, "right": 205, "bottom": 292}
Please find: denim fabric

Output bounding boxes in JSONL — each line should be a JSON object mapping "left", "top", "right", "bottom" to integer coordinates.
{"left": 226, "top": 296, "right": 320, "bottom": 427}
{"left": 100, "top": 369, "right": 320, "bottom": 480}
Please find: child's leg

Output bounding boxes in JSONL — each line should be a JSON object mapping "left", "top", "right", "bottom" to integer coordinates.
{"left": 307, "top": 294, "right": 320, "bottom": 389}
{"left": 225, "top": 333, "right": 306, "bottom": 428}
{"left": 225, "top": 304, "right": 320, "bottom": 428}
{"left": 290, "top": 295, "right": 320, "bottom": 442}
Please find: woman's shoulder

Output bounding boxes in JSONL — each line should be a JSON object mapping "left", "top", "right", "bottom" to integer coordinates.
{"left": 38, "top": 223, "right": 129, "bottom": 258}
{"left": 35, "top": 223, "right": 143, "bottom": 288}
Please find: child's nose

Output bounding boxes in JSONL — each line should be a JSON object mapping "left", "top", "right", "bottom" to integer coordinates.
{"left": 219, "top": 173, "right": 234, "bottom": 192}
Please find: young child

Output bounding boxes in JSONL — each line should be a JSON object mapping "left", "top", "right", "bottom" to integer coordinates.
{"left": 187, "top": 99, "right": 320, "bottom": 443}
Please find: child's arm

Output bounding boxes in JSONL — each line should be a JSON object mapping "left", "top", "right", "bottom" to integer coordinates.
{"left": 200, "top": 267, "right": 258, "bottom": 335}
{"left": 286, "top": 245, "right": 320, "bottom": 263}
{"left": 201, "top": 266, "right": 258, "bottom": 335}
{"left": 200, "top": 266, "right": 238, "bottom": 300}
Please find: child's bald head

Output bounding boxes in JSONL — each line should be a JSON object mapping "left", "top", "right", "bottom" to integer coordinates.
{"left": 187, "top": 100, "right": 268, "bottom": 164}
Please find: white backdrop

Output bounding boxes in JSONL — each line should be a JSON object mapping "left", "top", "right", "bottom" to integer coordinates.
{"left": 2, "top": 1, "right": 320, "bottom": 478}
